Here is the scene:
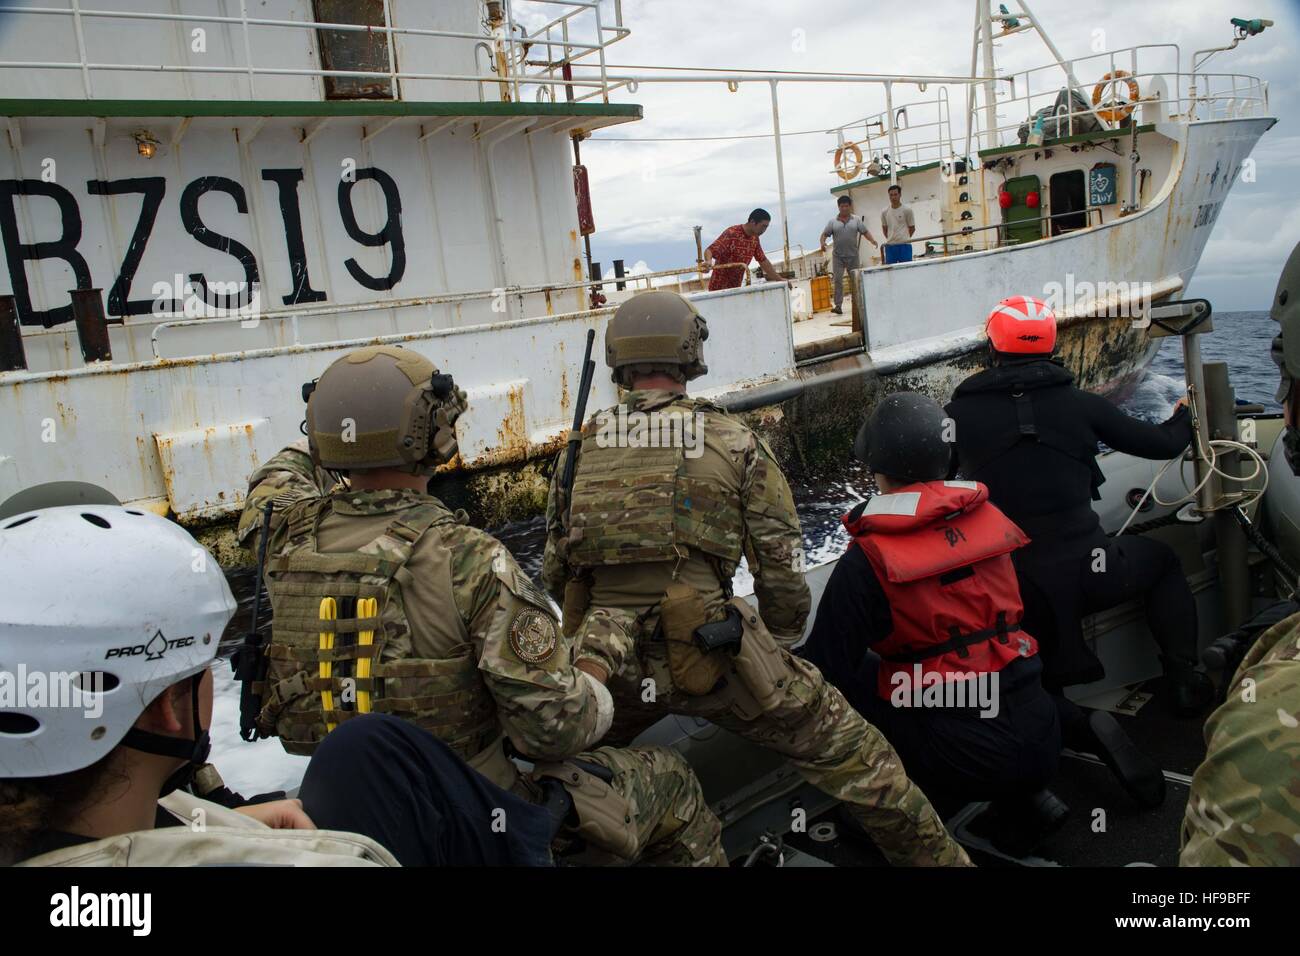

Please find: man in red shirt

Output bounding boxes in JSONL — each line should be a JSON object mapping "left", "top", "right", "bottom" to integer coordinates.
{"left": 704, "top": 208, "right": 785, "bottom": 291}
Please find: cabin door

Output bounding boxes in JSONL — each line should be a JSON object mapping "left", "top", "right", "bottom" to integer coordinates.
{"left": 1001, "top": 175, "right": 1042, "bottom": 245}
{"left": 1049, "top": 170, "right": 1088, "bottom": 236}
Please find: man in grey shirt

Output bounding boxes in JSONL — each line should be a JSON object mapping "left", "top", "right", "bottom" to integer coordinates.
{"left": 820, "top": 195, "right": 878, "bottom": 314}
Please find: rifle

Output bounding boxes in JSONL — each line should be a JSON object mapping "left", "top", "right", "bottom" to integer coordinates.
{"left": 557, "top": 330, "right": 597, "bottom": 638}
{"left": 231, "top": 500, "right": 275, "bottom": 742}
{"left": 561, "top": 329, "right": 597, "bottom": 506}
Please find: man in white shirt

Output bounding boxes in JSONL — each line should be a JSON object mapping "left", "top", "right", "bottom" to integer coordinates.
{"left": 820, "top": 195, "right": 878, "bottom": 314}
{"left": 880, "top": 184, "right": 916, "bottom": 265}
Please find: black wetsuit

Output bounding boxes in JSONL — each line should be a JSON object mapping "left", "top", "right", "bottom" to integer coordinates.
{"left": 801, "top": 540, "right": 1061, "bottom": 814}
{"left": 299, "top": 714, "right": 555, "bottom": 866}
{"left": 944, "top": 358, "right": 1196, "bottom": 691}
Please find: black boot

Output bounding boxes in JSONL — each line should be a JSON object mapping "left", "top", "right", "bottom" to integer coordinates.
{"left": 975, "top": 788, "right": 1071, "bottom": 858}
{"left": 1086, "top": 711, "right": 1165, "bottom": 809}
{"left": 1165, "top": 668, "right": 1216, "bottom": 718}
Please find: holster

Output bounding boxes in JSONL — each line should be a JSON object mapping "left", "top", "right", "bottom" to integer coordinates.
{"left": 661, "top": 581, "right": 727, "bottom": 696}
{"left": 532, "top": 759, "right": 637, "bottom": 862}
{"left": 728, "top": 597, "right": 793, "bottom": 715}
{"left": 562, "top": 577, "right": 592, "bottom": 640}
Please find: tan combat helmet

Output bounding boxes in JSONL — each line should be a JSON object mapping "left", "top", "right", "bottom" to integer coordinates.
{"left": 303, "top": 345, "right": 468, "bottom": 474}
{"left": 605, "top": 290, "right": 709, "bottom": 387}
{"left": 1271, "top": 240, "right": 1300, "bottom": 402}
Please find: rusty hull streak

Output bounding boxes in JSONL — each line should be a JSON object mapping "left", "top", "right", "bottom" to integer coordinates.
{"left": 495, "top": 382, "right": 528, "bottom": 453}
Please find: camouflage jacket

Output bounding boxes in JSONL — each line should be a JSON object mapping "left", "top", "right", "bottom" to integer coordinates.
{"left": 543, "top": 390, "right": 810, "bottom": 675}
{"left": 240, "top": 443, "right": 605, "bottom": 776}
{"left": 1180, "top": 609, "right": 1300, "bottom": 866}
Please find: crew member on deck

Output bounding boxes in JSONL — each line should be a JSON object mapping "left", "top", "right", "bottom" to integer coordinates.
{"left": 802, "top": 393, "right": 1065, "bottom": 850}
{"left": 945, "top": 295, "right": 1215, "bottom": 810}
{"left": 880, "top": 185, "right": 915, "bottom": 265}
{"left": 820, "top": 195, "right": 878, "bottom": 314}
{"left": 704, "top": 208, "right": 785, "bottom": 290}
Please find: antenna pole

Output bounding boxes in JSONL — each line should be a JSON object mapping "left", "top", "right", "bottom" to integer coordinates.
{"left": 1014, "top": 0, "right": 1110, "bottom": 131}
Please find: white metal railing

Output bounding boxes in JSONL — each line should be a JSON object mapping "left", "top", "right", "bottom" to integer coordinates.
{"left": 0, "top": 2, "right": 631, "bottom": 103}
{"left": 826, "top": 92, "right": 954, "bottom": 181}
{"left": 140, "top": 263, "right": 717, "bottom": 360}
{"left": 986, "top": 44, "right": 1267, "bottom": 144}
{"left": 821, "top": 43, "right": 1269, "bottom": 180}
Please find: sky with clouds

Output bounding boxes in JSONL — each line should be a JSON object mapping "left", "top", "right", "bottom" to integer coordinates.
{"left": 567, "top": 0, "right": 1299, "bottom": 310}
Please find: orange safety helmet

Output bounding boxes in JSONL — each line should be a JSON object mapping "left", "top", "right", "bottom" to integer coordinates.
{"left": 985, "top": 295, "right": 1057, "bottom": 354}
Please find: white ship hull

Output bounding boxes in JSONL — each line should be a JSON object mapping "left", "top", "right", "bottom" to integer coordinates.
{"left": 0, "top": 115, "right": 1273, "bottom": 529}
{"left": 0, "top": 1, "right": 1278, "bottom": 538}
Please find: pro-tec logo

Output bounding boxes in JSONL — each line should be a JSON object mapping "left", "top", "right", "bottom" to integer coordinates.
{"left": 105, "top": 630, "right": 195, "bottom": 661}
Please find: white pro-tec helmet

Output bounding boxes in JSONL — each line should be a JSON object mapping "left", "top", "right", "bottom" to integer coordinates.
{"left": 0, "top": 505, "right": 235, "bottom": 778}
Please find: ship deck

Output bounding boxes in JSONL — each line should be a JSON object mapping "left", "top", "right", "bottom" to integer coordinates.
{"left": 792, "top": 308, "right": 865, "bottom": 362}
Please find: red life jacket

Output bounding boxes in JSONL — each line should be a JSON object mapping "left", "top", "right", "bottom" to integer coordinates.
{"left": 844, "top": 480, "right": 1038, "bottom": 698}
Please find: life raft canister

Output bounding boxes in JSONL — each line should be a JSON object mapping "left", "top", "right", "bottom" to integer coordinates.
{"left": 844, "top": 480, "right": 1038, "bottom": 698}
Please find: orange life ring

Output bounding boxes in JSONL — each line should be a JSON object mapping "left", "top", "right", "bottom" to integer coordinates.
{"left": 835, "top": 142, "right": 864, "bottom": 181}
{"left": 1092, "top": 70, "right": 1140, "bottom": 124}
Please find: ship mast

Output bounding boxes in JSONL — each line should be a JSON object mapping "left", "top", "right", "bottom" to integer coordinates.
{"left": 967, "top": 1, "right": 1108, "bottom": 155}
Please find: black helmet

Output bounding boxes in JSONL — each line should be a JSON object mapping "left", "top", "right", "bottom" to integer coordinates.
{"left": 853, "top": 392, "right": 951, "bottom": 483}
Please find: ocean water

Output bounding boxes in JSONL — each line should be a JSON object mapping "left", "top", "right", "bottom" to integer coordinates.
{"left": 207, "top": 311, "right": 1280, "bottom": 795}
{"left": 1126, "top": 310, "right": 1279, "bottom": 422}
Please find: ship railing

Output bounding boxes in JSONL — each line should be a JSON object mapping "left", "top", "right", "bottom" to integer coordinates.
{"left": 978, "top": 69, "right": 1268, "bottom": 151}
{"left": 0, "top": 2, "right": 630, "bottom": 103}
{"left": 135, "top": 264, "right": 720, "bottom": 361}
{"left": 816, "top": 43, "right": 1270, "bottom": 176}
{"left": 980, "top": 43, "right": 1268, "bottom": 151}
{"left": 516, "top": 0, "right": 631, "bottom": 105}
{"left": 899, "top": 207, "right": 1106, "bottom": 263}
{"left": 824, "top": 92, "right": 955, "bottom": 182}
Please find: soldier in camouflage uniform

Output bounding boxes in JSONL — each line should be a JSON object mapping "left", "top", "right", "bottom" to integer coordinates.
{"left": 239, "top": 345, "right": 725, "bottom": 866}
{"left": 543, "top": 291, "right": 971, "bottom": 866}
{"left": 1180, "top": 242, "right": 1300, "bottom": 866}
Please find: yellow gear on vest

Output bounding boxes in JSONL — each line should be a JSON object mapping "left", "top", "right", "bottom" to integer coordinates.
{"left": 260, "top": 497, "right": 498, "bottom": 760}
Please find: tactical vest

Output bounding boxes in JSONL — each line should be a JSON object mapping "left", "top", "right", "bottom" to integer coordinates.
{"left": 845, "top": 481, "right": 1038, "bottom": 698}
{"left": 260, "top": 497, "right": 499, "bottom": 761}
{"left": 961, "top": 388, "right": 1107, "bottom": 499}
{"left": 565, "top": 401, "right": 744, "bottom": 571}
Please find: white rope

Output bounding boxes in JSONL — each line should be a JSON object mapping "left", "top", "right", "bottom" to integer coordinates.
{"left": 1115, "top": 404, "right": 1269, "bottom": 536}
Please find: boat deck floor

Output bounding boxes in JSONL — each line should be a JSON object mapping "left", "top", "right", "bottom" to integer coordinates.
{"left": 763, "top": 675, "right": 1203, "bottom": 868}
{"left": 792, "top": 309, "right": 863, "bottom": 361}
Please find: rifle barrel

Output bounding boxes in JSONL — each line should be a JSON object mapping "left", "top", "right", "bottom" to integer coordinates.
{"left": 562, "top": 330, "right": 597, "bottom": 493}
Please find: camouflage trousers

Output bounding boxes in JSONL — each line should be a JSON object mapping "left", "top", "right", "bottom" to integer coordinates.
{"left": 583, "top": 605, "right": 972, "bottom": 867}
{"left": 525, "top": 744, "right": 727, "bottom": 867}
{"left": 1180, "top": 609, "right": 1300, "bottom": 867}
